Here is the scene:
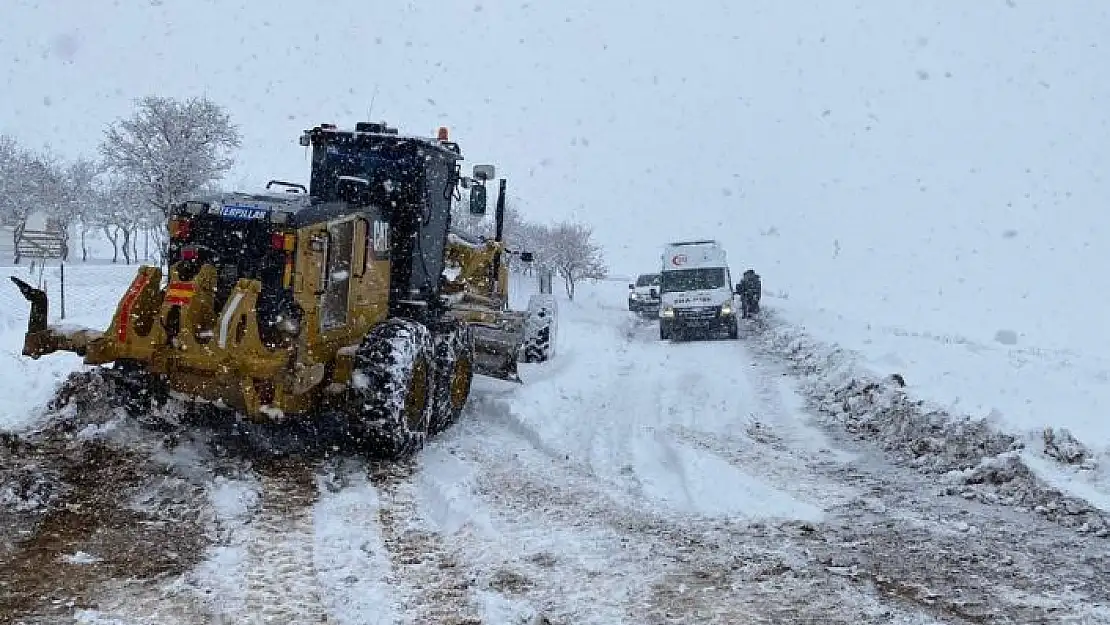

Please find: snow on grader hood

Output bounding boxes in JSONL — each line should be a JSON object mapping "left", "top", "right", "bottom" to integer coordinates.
{"left": 8, "top": 122, "right": 552, "bottom": 458}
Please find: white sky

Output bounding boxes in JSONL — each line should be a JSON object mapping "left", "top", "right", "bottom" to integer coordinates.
{"left": 3, "top": 1, "right": 1109, "bottom": 348}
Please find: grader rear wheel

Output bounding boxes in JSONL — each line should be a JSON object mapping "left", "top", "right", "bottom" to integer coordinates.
{"left": 346, "top": 319, "right": 436, "bottom": 459}
{"left": 429, "top": 320, "right": 475, "bottom": 435}
{"left": 451, "top": 357, "right": 473, "bottom": 409}
{"left": 403, "top": 357, "right": 431, "bottom": 432}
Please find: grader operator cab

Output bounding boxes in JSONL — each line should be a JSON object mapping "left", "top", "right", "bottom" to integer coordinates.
{"left": 9, "top": 121, "right": 550, "bottom": 458}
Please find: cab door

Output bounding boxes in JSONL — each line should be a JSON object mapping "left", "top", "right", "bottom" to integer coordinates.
{"left": 319, "top": 217, "right": 356, "bottom": 332}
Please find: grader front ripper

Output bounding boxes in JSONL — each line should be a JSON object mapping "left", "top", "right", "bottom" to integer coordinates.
{"left": 9, "top": 121, "right": 553, "bottom": 458}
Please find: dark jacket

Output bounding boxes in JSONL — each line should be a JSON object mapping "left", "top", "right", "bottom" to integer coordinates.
{"left": 737, "top": 272, "right": 761, "bottom": 299}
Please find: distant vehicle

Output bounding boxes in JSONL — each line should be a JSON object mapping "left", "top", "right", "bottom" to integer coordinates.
{"left": 627, "top": 272, "right": 661, "bottom": 316}
{"left": 658, "top": 240, "right": 738, "bottom": 340}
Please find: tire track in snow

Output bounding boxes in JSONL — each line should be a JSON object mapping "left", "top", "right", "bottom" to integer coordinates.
{"left": 186, "top": 461, "right": 330, "bottom": 624}
{"left": 444, "top": 374, "right": 944, "bottom": 624}
{"left": 368, "top": 461, "right": 484, "bottom": 625}
{"left": 450, "top": 414, "right": 952, "bottom": 625}
{"left": 725, "top": 320, "right": 1110, "bottom": 623}
{"left": 238, "top": 466, "right": 329, "bottom": 623}
{"left": 663, "top": 354, "right": 861, "bottom": 510}
{"left": 68, "top": 577, "right": 213, "bottom": 625}
{"left": 446, "top": 430, "right": 675, "bottom": 624}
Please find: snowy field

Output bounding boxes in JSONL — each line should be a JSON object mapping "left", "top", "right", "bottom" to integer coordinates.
{"left": 2, "top": 265, "right": 1110, "bottom": 623}
{"left": 0, "top": 261, "right": 136, "bottom": 431}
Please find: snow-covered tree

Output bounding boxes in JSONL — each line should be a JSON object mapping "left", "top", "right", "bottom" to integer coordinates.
{"left": 34, "top": 152, "right": 85, "bottom": 262}
{"left": 0, "top": 135, "right": 18, "bottom": 210}
{"left": 0, "top": 136, "right": 30, "bottom": 258}
{"left": 0, "top": 143, "right": 71, "bottom": 263}
{"left": 100, "top": 95, "right": 241, "bottom": 222}
{"left": 98, "top": 175, "right": 152, "bottom": 264}
{"left": 543, "top": 220, "right": 608, "bottom": 300}
{"left": 61, "top": 157, "right": 107, "bottom": 262}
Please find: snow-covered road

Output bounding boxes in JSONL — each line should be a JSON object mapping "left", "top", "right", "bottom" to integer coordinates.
{"left": 4, "top": 280, "right": 1110, "bottom": 624}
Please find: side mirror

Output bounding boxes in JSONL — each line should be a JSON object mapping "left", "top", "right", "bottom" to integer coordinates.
{"left": 628, "top": 283, "right": 635, "bottom": 289}
{"left": 520, "top": 251, "right": 534, "bottom": 263}
{"left": 470, "top": 184, "right": 488, "bottom": 215}
{"left": 472, "top": 164, "right": 496, "bottom": 181}
{"left": 337, "top": 176, "right": 371, "bottom": 206}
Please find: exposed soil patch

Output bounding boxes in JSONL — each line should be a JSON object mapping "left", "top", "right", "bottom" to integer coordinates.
{"left": 0, "top": 433, "right": 208, "bottom": 623}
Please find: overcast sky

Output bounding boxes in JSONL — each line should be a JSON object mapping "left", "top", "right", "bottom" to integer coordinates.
{"left": 3, "top": 0, "right": 1108, "bottom": 310}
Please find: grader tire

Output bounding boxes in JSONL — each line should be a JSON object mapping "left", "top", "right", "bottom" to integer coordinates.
{"left": 347, "top": 319, "right": 436, "bottom": 459}
{"left": 429, "top": 320, "right": 475, "bottom": 435}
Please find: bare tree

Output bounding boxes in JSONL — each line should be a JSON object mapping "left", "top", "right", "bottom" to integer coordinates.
{"left": 100, "top": 95, "right": 241, "bottom": 228}
{"left": 63, "top": 157, "right": 106, "bottom": 262}
{"left": 543, "top": 220, "right": 608, "bottom": 300}
{"left": 98, "top": 175, "right": 149, "bottom": 263}
{"left": 102, "top": 222, "right": 122, "bottom": 263}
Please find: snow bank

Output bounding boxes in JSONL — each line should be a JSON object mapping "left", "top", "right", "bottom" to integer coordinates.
{"left": 746, "top": 302, "right": 1110, "bottom": 536}
{"left": 772, "top": 298, "right": 1110, "bottom": 455}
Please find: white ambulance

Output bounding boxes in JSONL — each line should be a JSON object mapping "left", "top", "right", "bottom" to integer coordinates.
{"left": 658, "top": 240, "right": 739, "bottom": 340}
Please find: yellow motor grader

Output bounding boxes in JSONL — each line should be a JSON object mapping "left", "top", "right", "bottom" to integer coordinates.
{"left": 9, "top": 121, "right": 542, "bottom": 458}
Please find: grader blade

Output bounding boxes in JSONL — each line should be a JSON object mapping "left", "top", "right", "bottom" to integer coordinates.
{"left": 470, "top": 322, "right": 524, "bottom": 383}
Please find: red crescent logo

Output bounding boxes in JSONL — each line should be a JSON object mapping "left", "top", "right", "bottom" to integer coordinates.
{"left": 671, "top": 254, "right": 687, "bottom": 266}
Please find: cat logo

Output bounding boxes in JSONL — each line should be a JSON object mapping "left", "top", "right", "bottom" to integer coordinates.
{"left": 372, "top": 221, "right": 390, "bottom": 257}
